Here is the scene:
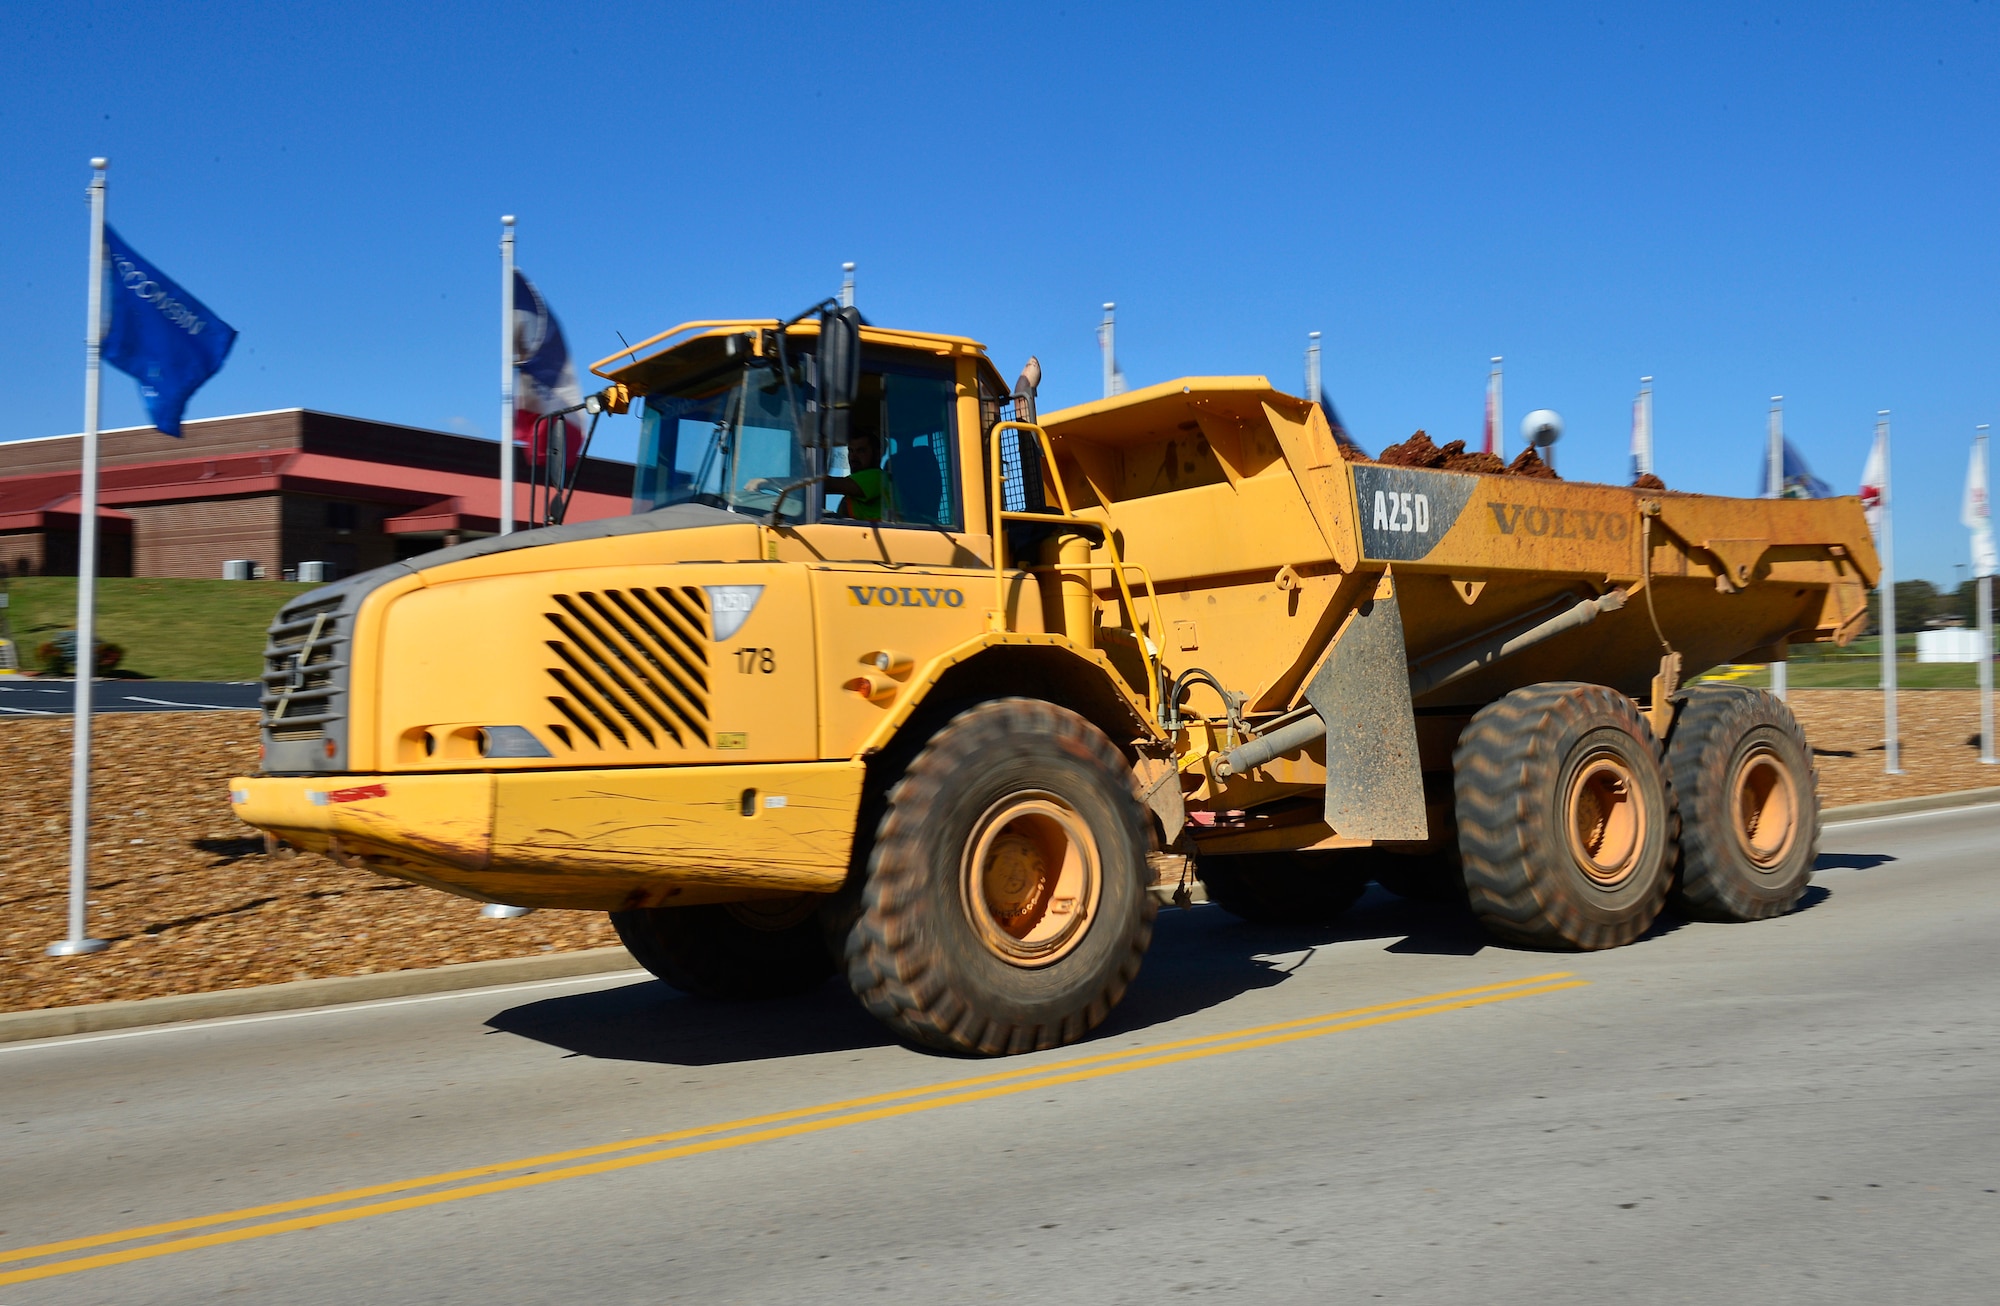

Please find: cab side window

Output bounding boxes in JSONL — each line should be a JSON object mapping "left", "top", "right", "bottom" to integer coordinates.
{"left": 826, "top": 365, "right": 960, "bottom": 529}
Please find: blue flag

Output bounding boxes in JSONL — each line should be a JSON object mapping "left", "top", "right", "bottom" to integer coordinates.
{"left": 1757, "top": 436, "right": 1835, "bottom": 499}
{"left": 100, "top": 226, "right": 237, "bottom": 436}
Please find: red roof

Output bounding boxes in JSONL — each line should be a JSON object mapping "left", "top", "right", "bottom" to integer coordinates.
{"left": 0, "top": 448, "right": 628, "bottom": 532}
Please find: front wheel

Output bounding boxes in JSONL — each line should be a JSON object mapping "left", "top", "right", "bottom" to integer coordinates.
{"left": 839, "top": 699, "right": 1155, "bottom": 1056}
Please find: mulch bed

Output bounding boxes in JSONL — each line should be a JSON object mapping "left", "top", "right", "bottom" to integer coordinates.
{"left": 0, "top": 712, "right": 616, "bottom": 1015}
{"left": 2, "top": 692, "right": 1992, "bottom": 1015}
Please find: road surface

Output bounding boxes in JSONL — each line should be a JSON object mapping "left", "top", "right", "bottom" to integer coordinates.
{"left": 0, "top": 680, "right": 260, "bottom": 715}
{"left": 3, "top": 804, "right": 1996, "bottom": 1303}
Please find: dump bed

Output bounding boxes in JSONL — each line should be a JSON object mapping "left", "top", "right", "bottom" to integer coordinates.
{"left": 1041, "top": 378, "right": 1878, "bottom": 716}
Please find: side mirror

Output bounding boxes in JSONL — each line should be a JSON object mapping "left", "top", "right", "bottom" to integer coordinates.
{"left": 818, "top": 305, "right": 862, "bottom": 447}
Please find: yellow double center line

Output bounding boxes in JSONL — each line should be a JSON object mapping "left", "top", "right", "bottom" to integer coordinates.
{"left": 0, "top": 971, "right": 1583, "bottom": 1287}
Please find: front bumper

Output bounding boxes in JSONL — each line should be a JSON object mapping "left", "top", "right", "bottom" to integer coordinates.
{"left": 230, "top": 761, "right": 866, "bottom": 910}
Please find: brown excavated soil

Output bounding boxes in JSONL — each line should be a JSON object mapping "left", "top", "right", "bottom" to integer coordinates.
{"left": 2, "top": 692, "right": 1993, "bottom": 1015}
{"left": 1371, "top": 431, "right": 1565, "bottom": 480}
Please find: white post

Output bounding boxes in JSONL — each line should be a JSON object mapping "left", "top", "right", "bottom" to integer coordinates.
{"left": 1767, "top": 396, "right": 1788, "bottom": 701}
{"left": 1634, "top": 376, "right": 1654, "bottom": 479}
{"left": 499, "top": 216, "right": 516, "bottom": 536}
{"left": 1878, "top": 411, "right": 1902, "bottom": 773}
{"left": 51, "top": 158, "right": 111, "bottom": 957}
{"left": 1489, "top": 357, "right": 1504, "bottom": 459}
{"left": 1981, "top": 571, "right": 1995, "bottom": 765}
{"left": 1099, "top": 302, "right": 1117, "bottom": 400}
{"left": 1305, "top": 331, "right": 1321, "bottom": 401}
{"left": 1977, "top": 424, "right": 1995, "bottom": 765}
{"left": 840, "top": 261, "right": 855, "bottom": 309}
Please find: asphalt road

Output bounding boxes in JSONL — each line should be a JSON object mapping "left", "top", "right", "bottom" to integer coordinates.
{"left": 0, "top": 679, "right": 260, "bottom": 715}
{"left": 4, "top": 805, "right": 1996, "bottom": 1304}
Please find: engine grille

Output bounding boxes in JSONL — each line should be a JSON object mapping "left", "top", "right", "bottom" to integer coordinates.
{"left": 543, "top": 585, "right": 711, "bottom": 752}
{"left": 260, "top": 591, "right": 351, "bottom": 760}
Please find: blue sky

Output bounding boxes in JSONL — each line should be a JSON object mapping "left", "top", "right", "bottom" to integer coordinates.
{"left": 3, "top": 1, "right": 1996, "bottom": 587}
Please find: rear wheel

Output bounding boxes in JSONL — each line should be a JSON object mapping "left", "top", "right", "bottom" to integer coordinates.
{"left": 1455, "top": 682, "right": 1676, "bottom": 950}
{"left": 1198, "top": 852, "right": 1370, "bottom": 924}
{"left": 839, "top": 699, "right": 1155, "bottom": 1056}
{"left": 610, "top": 895, "right": 835, "bottom": 1000}
{"left": 1665, "top": 685, "right": 1818, "bottom": 921}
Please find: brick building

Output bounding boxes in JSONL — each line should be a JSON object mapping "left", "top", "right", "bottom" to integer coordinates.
{"left": 0, "top": 410, "right": 634, "bottom": 580}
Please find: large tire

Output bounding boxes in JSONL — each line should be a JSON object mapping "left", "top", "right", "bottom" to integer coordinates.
{"left": 839, "top": 698, "right": 1155, "bottom": 1056}
{"left": 610, "top": 896, "right": 834, "bottom": 1000}
{"left": 1456, "top": 682, "right": 1677, "bottom": 950}
{"left": 1665, "top": 685, "right": 1818, "bottom": 921}
{"left": 1198, "top": 852, "right": 1370, "bottom": 924}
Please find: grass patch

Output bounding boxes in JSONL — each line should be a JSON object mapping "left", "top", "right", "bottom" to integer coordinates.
{"left": 0, "top": 577, "right": 314, "bottom": 680}
{"left": 1696, "top": 659, "right": 1987, "bottom": 690}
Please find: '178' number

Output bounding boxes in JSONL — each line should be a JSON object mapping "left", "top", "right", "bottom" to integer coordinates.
{"left": 736, "top": 647, "right": 775, "bottom": 674}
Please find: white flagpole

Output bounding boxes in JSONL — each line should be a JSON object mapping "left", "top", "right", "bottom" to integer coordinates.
{"left": 499, "top": 216, "right": 516, "bottom": 536}
{"left": 1099, "top": 302, "right": 1116, "bottom": 399}
{"left": 1766, "top": 396, "right": 1788, "bottom": 700}
{"left": 1976, "top": 424, "right": 1995, "bottom": 765}
{"left": 1633, "top": 376, "right": 1654, "bottom": 479}
{"left": 840, "top": 261, "right": 855, "bottom": 309}
{"left": 1878, "top": 411, "right": 1902, "bottom": 774}
{"left": 1305, "top": 331, "right": 1321, "bottom": 401}
{"left": 1488, "top": 357, "right": 1504, "bottom": 459}
{"left": 51, "top": 158, "right": 111, "bottom": 958}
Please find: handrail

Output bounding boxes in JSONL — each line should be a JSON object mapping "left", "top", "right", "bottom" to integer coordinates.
{"left": 986, "top": 420, "right": 1165, "bottom": 726}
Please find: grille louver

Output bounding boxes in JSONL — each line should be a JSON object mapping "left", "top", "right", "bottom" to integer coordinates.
{"left": 544, "top": 585, "right": 711, "bottom": 752}
{"left": 260, "top": 597, "right": 349, "bottom": 743}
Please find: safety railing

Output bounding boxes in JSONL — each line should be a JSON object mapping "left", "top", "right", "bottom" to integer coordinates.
{"left": 986, "top": 420, "right": 1167, "bottom": 722}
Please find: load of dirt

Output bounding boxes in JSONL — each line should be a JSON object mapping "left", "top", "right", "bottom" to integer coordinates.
{"left": 1632, "top": 472, "right": 1668, "bottom": 490}
{"left": 1371, "top": 431, "right": 1557, "bottom": 479}
{"left": 1506, "top": 447, "right": 1561, "bottom": 480}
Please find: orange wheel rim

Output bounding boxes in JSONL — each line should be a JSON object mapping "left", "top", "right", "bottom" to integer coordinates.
{"left": 960, "top": 792, "right": 1101, "bottom": 968}
{"left": 1564, "top": 751, "right": 1647, "bottom": 887}
{"left": 1731, "top": 745, "right": 1798, "bottom": 870}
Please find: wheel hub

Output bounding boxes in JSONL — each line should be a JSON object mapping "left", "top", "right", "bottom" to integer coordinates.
{"left": 1731, "top": 744, "right": 1798, "bottom": 870}
{"left": 1565, "top": 751, "right": 1646, "bottom": 887}
{"left": 961, "top": 792, "right": 1101, "bottom": 968}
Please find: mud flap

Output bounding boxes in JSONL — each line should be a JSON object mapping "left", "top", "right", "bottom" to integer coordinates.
{"left": 1303, "top": 581, "right": 1428, "bottom": 840}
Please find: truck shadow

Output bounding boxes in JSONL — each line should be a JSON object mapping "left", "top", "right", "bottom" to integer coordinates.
{"left": 485, "top": 881, "right": 1838, "bottom": 1067}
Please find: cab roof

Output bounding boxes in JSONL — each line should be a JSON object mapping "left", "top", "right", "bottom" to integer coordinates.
{"left": 591, "top": 318, "right": 1010, "bottom": 398}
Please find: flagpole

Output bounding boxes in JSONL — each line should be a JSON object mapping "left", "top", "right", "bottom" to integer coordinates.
{"left": 1487, "top": 357, "right": 1504, "bottom": 459}
{"left": 1976, "top": 424, "right": 1995, "bottom": 765}
{"left": 1306, "top": 331, "right": 1321, "bottom": 402}
{"left": 1878, "top": 411, "right": 1902, "bottom": 774}
{"left": 499, "top": 216, "right": 516, "bottom": 536}
{"left": 1099, "top": 303, "right": 1116, "bottom": 399}
{"left": 1767, "top": 396, "right": 1788, "bottom": 701}
{"left": 51, "top": 157, "right": 111, "bottom": 958}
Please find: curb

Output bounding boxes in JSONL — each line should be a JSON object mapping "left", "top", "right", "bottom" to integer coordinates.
{"left": 1820, "top": 785, "right": 2000, "bottom": 824}
{"left": 0, "top": 947, "right": 639, "bottom": 1046}
{"left": 6, "top": 786, "right": 1996, "bottom": 1047}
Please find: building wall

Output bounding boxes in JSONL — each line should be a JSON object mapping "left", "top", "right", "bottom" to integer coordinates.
{"left": 0, "top": 410, "right": 305, "bottom": 477}
{"left": 127, "top": 495, "right": 283, "bottom": 579}
{"left": 281, "top": 494, "right": 401, "bottom": 579}
{"left": 1, "top": 531, "right": 46, "bottom": 577}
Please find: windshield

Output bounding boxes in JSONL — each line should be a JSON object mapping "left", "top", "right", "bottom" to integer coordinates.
{"left": 634, "top": 358, "right": 811, "bottom": 520}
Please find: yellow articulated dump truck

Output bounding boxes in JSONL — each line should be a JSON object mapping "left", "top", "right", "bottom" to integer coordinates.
{"left": 231, "top": 301, "right": 1879, "bottom": 1056}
